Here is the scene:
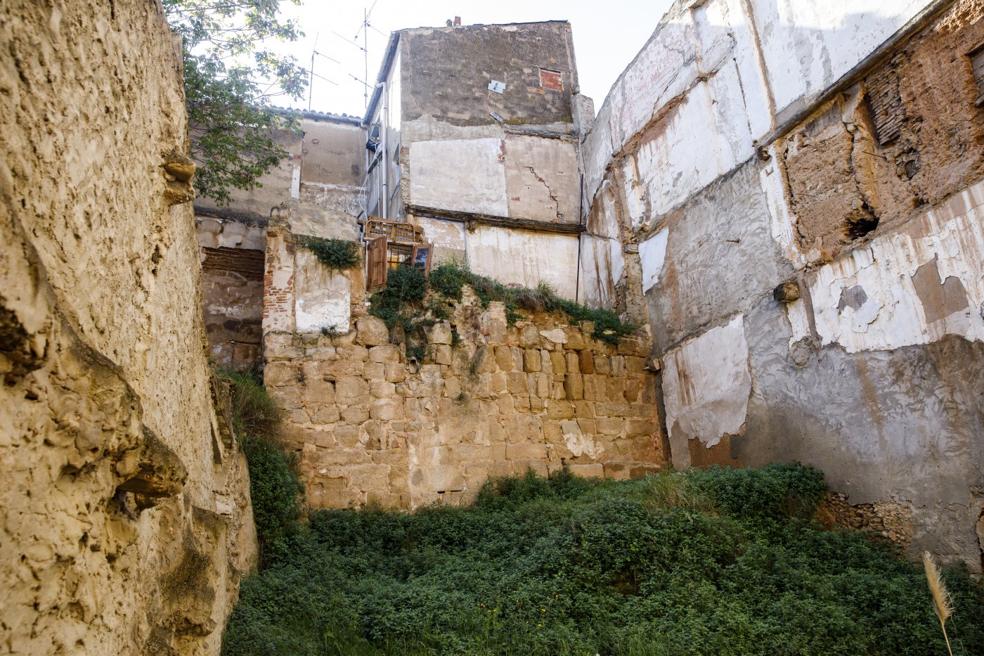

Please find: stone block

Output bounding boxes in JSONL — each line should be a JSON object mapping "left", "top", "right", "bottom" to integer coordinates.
{"left": 578, "top": 350, "right": 594, "bottom": 374}
{"left": 333, "top": 426, "right": 361, "bottom": 449}
{"left": 384, "top": 363, "right": 406, "bottom": 383}
{"left": 540, "top": 349, "right": 553, "bottom": 374}
{"left": 340, "top": 404, "right": 369, "bottom": 425}
{"left": 370, "top": 398, "right": 403, "bottom": 421}
{"left": 312, "top": 404, "right": 341, "bottom": 424}
{"left": 565, "top": 328, "right": 587, "bottom": 350}
{"left": 445, "top": 376, "right": 462, "bottom": 399}
{"left": 550, "top": 351, "right": 566, "bottom": 374}
{"left": 505, "top": 442, "right": 548, "bottom": 461}
{"left": 338, "top": 345, "right": 369, "bottom": 362}
{"left": 625, "top": 356, "right": 647, "bottom": 373}
{"left": 490, "top": 371, "right": 508, "bottom": 395}
{"left": 369, "top": 344, "right": 401, "bottom": 363}
{"left": 539, "top": 328, "right": 567, "bottom": 344}
{"left": 611, "top": 355, "right": 625, "bottom": 376}
{"left": 565, "top": 352, "right": 580, "bottom": 374}
{"left": 564, "top": 373, "right": 584, "bottom": 401}
{"left": 356, "top": 315, "right": 390, "bottom": 346}
{"left": 264, "top": 361, "right": 297, "bottom": 386}
{"left": 495, "top": 345, "right": 515, "bottom": 371}
{"left": 519, "top": 324, "right": 541, "bottom": 348}
{"left": 593, "top": 354, "right": 612, "bottom": 375}
{"left": 523, "top": 349, "right": 541, "bottom": 372}
{"left": 335, "top": 376, "right": 369, "bottom": 404}
{"left": 428, "top": 321, "right": 453, "bottom": 345}
{"left": 547, "top": 400, "right": 575, "bottom": 419}
{"left": 597, "top": 417, "right": 624, "bottom": 436}
{"left": 371, "top": 381, "right": 396, "bottom": 398}
{"left": 568, "top": 463, "right": 605, "bottom": 478}
{"left": 507, "top": 372, "right": 529, "bottom": 395}
{"left": 617, "top": 336, "right": 649, "bottom": 356}
{"left": 432, "top": 344, "right": 453, "bottom": 365}
{"left": 364, "top": 362, "right": 385, "bottom": 381}
{"left": 574, "top": 401, "right": 595, "bottom": 417}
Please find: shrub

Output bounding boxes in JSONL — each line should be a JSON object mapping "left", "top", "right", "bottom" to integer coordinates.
{"left": 219, "top": 370, "right": 303, "bottom": 565}
{"left": 298, "top": 235, "right": 361, "bottom": 270}
{"left": 370, "top": 262, "right": 638, "bottom": 344}
{"left": 222, "top": 465, "right": 984, "bottom": 656}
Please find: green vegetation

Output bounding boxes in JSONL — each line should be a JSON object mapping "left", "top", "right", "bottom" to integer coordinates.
{"left": 371, "top": 262, "right": 636, "bottom": 345}
{"left": 299, "top": 236, "right": 361, "bottom": 270}
{"left": 163, "top": 0, "right": 306, "bottom": 204}
{"left": 221, "top": 464, "right": 984, "bottom": 656}
{"left": 220, "top": 370, "right": 303, "bottom": 565}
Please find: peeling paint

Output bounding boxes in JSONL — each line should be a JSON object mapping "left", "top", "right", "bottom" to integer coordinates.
{"left": 662, "top": 315, "right": 752, "bottom": 469}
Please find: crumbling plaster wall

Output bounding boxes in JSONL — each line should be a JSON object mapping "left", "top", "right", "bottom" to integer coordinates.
{"left": 1, "top": 1, "right": 257, "bottom": 654}
{"left": 580, "top": 0, "right": 984, "bottom": 567}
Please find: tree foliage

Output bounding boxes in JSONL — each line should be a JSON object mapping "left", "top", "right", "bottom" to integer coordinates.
{"left": 163, "top": 0, "right": 307, "bottom": 205}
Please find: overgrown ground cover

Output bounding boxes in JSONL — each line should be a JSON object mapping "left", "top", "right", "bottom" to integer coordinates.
{"left": 220, "top": 373, "right": 984, "bottom": 656}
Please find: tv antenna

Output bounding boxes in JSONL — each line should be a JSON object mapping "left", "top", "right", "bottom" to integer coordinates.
{"left": 307, "top": 34, "right": 341, "bottom": 111}
{"left": 331, "top": 0, "right": 384, "bottom": 109}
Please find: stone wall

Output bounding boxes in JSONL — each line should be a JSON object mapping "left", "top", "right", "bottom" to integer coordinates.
{"left": 261, "top": 218, "right": 664, "bottom": 507}
{"left": 1, "top": 2, "right": 256, "bottom": 654}
{"left": 579, "top": 0, "right": 984, "bottom": 568}
{"left": 264, "top": 303, "right": 665, "bottom": 509}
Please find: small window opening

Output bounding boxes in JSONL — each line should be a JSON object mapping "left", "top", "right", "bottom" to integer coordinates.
{"left": 865, "top": 66, "right": 904, "bottom": 146}
{"left": 538, "top": 68, "right": 563, "bottom": 92}
{"left": 970, "top": 44, "right": 984, "bottom": 107}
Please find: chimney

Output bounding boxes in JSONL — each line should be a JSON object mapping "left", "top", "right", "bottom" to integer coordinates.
{"left": 453, "top": 16, "right": 461, "bottom": 26}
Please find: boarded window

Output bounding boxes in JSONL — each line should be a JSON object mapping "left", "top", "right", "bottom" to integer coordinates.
{"left": 366, "top": 236, "right": 388, "bottom": 291}
{"left": 538, "top": 68, "right": 563, "bottom": 92}
{"left": 971, "top": 44, "right": 984, "bottom": 106}
{"left": 865, "top": 66, "right": 904, "bottom": 146}
{"left": 202, "top": 247, "right": 265, "bottom": 281}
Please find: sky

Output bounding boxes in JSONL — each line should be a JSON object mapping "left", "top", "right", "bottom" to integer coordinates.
{"left": 274, "top": 0, "right": 676, "bottom": 117}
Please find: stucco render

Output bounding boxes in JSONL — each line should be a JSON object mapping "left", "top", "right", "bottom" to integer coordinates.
{"left": 580, "top": 0, "right": 984, "bottom": 567}
{"left": 1, "top": 2, "right": 256, "bottom": 654}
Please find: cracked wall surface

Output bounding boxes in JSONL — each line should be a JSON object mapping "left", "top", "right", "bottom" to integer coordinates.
{"left": 580, "top": 0, "right": 984, "bottom": 568}
{"left": 0, "top": 1, "right": 256, "bottom": 653}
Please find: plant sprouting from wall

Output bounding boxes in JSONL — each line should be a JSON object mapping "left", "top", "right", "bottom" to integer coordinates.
{"left": 298, "top": 236, "right": 361, "bottom": 270}
{"left": 163, "top": 0, "right": 307, "bottom": 205}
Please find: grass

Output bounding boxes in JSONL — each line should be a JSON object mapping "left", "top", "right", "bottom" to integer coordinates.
{"left": 221, "top": 462, "right": 984, "bottom": 656}
{"left": 371, "top": 262, "right": 636, "bottom": 345}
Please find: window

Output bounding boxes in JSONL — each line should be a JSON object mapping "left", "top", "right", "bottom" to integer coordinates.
{"left": 971, "top": 44, "right": 984, "bottom": 107}
{"left": 865, "top": 66, "right": 904, "bottom": 146}
{"left": 538, "top": 68, "right": 563, "bottom": 92}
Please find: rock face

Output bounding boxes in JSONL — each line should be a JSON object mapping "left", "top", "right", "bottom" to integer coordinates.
{"left": 0, "top": 2, "right": 257, "bottom": 654}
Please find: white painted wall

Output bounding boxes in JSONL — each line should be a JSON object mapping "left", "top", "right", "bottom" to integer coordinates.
{"left": 293, "top": 249, "right": 352, "bottom": 334}
{"left": 786, "top": 179, "right": 984, "bottom": 353}
{"left": 465, "top": 225, "right": 580, "bottom": 300}
{"left": 409, "top": 138, "right": 509, "bottom": 216}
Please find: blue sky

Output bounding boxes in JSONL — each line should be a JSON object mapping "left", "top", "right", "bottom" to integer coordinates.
{"left": 275, "top": 0, "right": 675, "bottom": 117}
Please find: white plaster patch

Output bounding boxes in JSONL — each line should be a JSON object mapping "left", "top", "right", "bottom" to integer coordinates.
{"left": 577, "top": 235, "right": 623, "bottom": 309}
{"left": 539, "top": 328, "right": 567, "bottom": 344}
{"left": 621, "top": 68, "right": 752, "bottom": 228}
{"left": 750, "top": 0, "right": 927, "bottom": 116}
{"left": 662, "top": 315, "right": 752, "bottom": 469}
{"left": 561, "top": 420, "right": 602, "bottom": 459}
{"left": 293, "top": 249, "right": 351, "bottom": 334}
{"left": 809, "top": 179, "right": 984, "bottom": 353}
{"left": 465, "top": 225, "right": 580, "bottom": 300}
{"left": 639, "top": 228, "right": 669, "bottom": 293}
{"left": 409, "top": 138, "right": 508, "bottom": 216}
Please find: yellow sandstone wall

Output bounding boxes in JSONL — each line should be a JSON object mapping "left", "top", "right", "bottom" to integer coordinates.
{"left": 262, "top": 234, "right": 666, "bottom": 507}
{"left": 0, "top": 2, "right": 256, "bottom": 654}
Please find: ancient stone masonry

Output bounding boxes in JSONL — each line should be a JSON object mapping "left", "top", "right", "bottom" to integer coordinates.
{"left": 1, "top": 2, "right": 256, "bottom": 654}
{"left": 264, "top": 296, "right": 664, "bottom": 509}
{"left": 579, "top": 0, "right": 984, "bottom": 569}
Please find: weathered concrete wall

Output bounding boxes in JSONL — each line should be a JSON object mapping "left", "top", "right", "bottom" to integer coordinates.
{"left": 581, "top": 0, "right": 984, "bottom": 567}
{"left": 264, "top": 303, "right": 665, "bottom": 509}
{"left": 195, "top": 114, "right": 364, "bottom": 237}
{"left": 1, "top": 2, "right": 256, "bottom": 653}
{"left": 385, "top": 21, "right": 587, "bottom": 296}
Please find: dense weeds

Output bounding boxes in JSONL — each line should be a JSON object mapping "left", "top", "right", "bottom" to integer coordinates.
{"left": 218, "top": 372, "right": 984, "bottom": 656}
